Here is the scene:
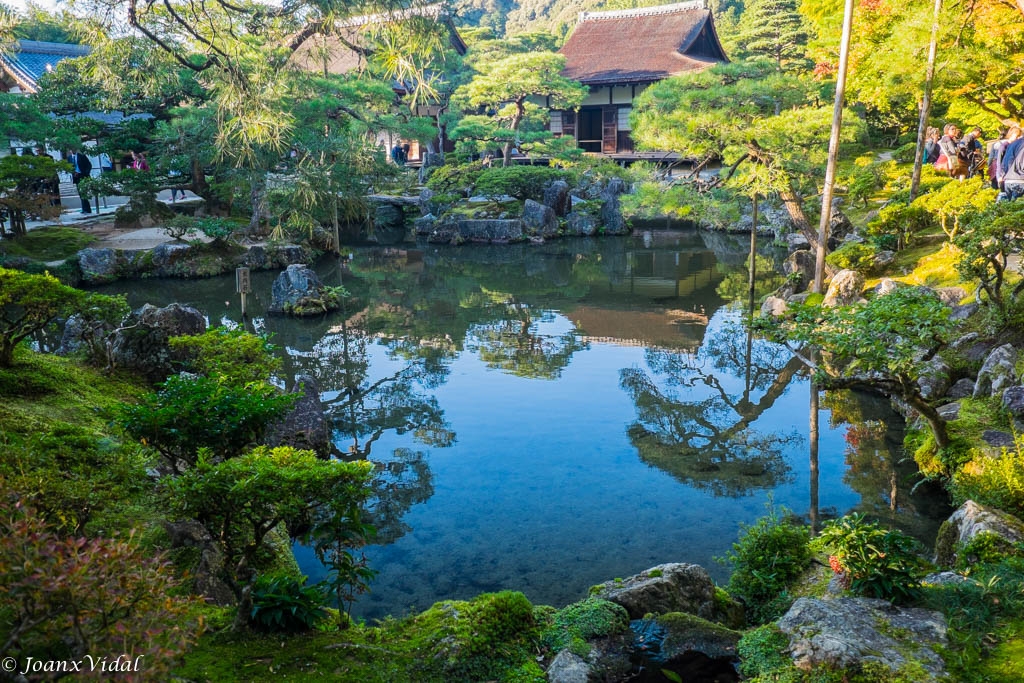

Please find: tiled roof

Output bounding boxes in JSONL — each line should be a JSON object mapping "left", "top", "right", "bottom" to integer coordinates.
{"left": 0, "top": 40, "right": 91, "bottom": 93}
{"left": 559, "top": 1, "right": 727, "bottom": 86}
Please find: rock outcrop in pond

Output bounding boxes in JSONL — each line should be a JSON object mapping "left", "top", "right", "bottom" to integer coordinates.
{"left": 268, "top": 264, "right": 344, "bottom": 316}
{"left": 107, "top": 302, "right": 206, "bottom": 382}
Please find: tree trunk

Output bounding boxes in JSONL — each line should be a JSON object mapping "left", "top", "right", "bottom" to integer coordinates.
{"left": 906, "top": 392, "right": 950, "bottom": 449}
{"left": 248, "top": 172, "right": 268, "bottom": 235}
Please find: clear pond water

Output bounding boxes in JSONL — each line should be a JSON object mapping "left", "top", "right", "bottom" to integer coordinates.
{"left": 97, "top": 232, "right": 950, "bottom": 621}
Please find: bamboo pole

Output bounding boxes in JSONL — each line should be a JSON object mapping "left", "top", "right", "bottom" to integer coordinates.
{"left": 909, "top": 0, "right": 943, "bottom": 202}
{"left": 813, "top": 0, "right": 857, "bottom": 293}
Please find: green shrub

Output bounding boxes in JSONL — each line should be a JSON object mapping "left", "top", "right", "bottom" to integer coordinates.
{"left": 825, "top": 242, "right": 878, "bottom": 273}
{"left": 0, "top": 267, "right": 87, "bottom": 366}
{"left": 864, "top": 203, "right": 935, "bottom": 251}
{"left": 737, "top": 624, "right": 792, "bottom": 679}
{"left": 951, "top": 435, "right": 1024, "bottom": 519}
{"left": 474, "top": 166, "right": 567, "bottom": 201}
{"left": 425, "top": 161, "right": 486, "bottom": 195}
{"left": 813, "top": 513, "right": 924, "bottom": 604}
{"left": 892, "top": 142, "right": 918, "bottom": 164}
{"left": 250, "top": 574, "right": 328, "bottom": 633}
{"left": 169, "top": 327, "right": 281, "bottom": 385}
{"left": 722, "top": 505, "right": 811, "bottom": 624}
{"left": 195, "top": 217, "right": 238, "bottom": 243}
{"left": 119, "top": 374, "right": 296, "bottom": 472}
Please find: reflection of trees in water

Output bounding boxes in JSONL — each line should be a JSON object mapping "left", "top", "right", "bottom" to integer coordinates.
{"left": 823, "top": 390, "right": 951, "bottom": 541}
{"left": 467, "top": 297, "right": 589, "bottom": 380}
{"left": 361, "top": 448, "right": 434, "bottom": 545}
{"left": 620, "top": 315, "right": 804, "bottom": 497}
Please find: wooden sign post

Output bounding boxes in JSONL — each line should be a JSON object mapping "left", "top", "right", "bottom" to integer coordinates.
{"left": 236, "top": 267, "right": 251, "bottom": 318}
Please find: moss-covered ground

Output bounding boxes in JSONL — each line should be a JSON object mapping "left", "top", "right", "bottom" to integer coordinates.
{"left": 0, "top": 226, "right": 95, "bottom": 262}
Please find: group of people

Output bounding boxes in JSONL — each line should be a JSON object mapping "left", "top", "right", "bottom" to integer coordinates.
{"left": 924, "top": 123, "right": 1024, "bottom": 201}
{"left": 390, "top": 142, "right": 411, "bottom": 164}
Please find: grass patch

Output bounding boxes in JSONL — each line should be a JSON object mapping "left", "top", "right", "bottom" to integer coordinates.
{"left": 0, "top": 226, "right": 95, "bottom": 262}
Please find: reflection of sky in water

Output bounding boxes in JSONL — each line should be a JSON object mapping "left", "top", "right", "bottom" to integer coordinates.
{"left": 93, "top": 236, "right": 940, "bottom": 622}
{"left": 298, "top": 306, "right": 860, "bottom": 622}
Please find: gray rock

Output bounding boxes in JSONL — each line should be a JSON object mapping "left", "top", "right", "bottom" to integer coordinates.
{"left": 873, "top": 250, "right": 896, "bottom": 269}
{"left": 1003, "top": 385, "right": 1024, "bottom": 431}
{"left": 427, "top": 217, "right": 459, "bottom": 244}
{"left": 947, "top": 378, "right": 975, "bottom": 400}
{"left": 57, "top": 313, "right": 115, "bottom": 358}
{"left": 456, "top": 219, "right": 525, "bottom": 243}
{"left": 269, "top": 264, "right": 323, "bottom": 314}
{"left": 163, "top": 519, "right": 235, "bottom": 606}
{"left": 590, "top": 563, "right": 738, "bottom": 625}
{"left": 937, "top": 402, "right": 961, "bottom": 421}
{"left": 982, "top": 430, "right": 1016, "bottom": 448}
{"left": 599, "top": 194, "right": 628, "bottom": 236}
{"left": 654, "top": 612, "right": 741, "bottom": 661}
{"left": 785, "top": 232, "right": 810, "bottom": 251}
{"left": 77, "top": 247, "right": 122, "bottom": 284}
{"left": 521, "top": 199, "right": 559, "bottom": 238}
{"left": 761, "top": 296, "right": 789, "bottom": 317}
{"left": 918, "top": 357, "right": 952, "bottom": 401}
{"left": 936, "top": 287, "right": 967, "bottom": 307}
{"left": 264, "top": 374, "right": 332, "bottom": 457}
{"left": 974, "top": 344, "right": 1019, "bottom": 398}
{"left": 936, "top": 500, "right": 1024, "bottom": 567}
{"left": 829, "top": 206, "right": 854, "bottom": 243}
{"left": 108, "top": 303, "right": 206, "bottom": 383}
{"left": 872, "top": 278, "right": 908, "bottom": 297}
{"left": 543, "top": 180, "right": 571, "bottom": 217}
{"left": 922, "top": 571, "right": 968, "bottom": 587}
{"left": 950, "top": 302, "right": 981, "bottom": 321}
{"left": 414, "top": 214, "right": 436, "bottom": 235}
{"left": 566, "top": 211, "right": 598, "bottom": 237}
{"left": 950, "top": 332, "right": 980, "bottom": 350}
{"left": 787, "top": 292, "right": 813, "bottom": 305}
{"left": 822, "top": 269, "right": 865, "bottom": 307}
{"left": 546, "top": 650, "right": 589, "bottom": 683}
{"left": 777, "top": 597, "right": 947, "bottom": 679}
{"left": 784, "top": 250, "right": 816, "bottom": 290}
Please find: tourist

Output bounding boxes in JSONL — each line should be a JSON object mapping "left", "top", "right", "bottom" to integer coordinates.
{"left": 70, "top": 148, "right": 93, "bottom": 214}
{"left": 923, "top": 127, "right": 941, "bottom": 164}
{"left": 401, "top": 143, "right": 411, "bottom": 163}
{"left": 936, "top": 124, "right": 962, "bottom": 177}
{"left": 100, "top": 152, "right": 114, "bottom": 174}
{"left": 989, "top": 126, "right": 1021, "bottom": 190}
{"left": 130, "top": 150, "right": 150, "bottom": 171}
{"left": 959, "top": 127, "right": 985, "bottom": 178}
{"left": 1001, "top": 130, "right": 1024, "bottom": 201}
{"left": 391, "top": 143, "right": 404, "bottom": 165}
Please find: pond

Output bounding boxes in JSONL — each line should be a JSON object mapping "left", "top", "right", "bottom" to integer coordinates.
{"left": 96, "top": 231, "right": 950, "bottom": 621}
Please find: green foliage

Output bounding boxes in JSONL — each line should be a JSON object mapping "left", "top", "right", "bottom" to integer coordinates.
{"left": 813, "top": 513, "right": 924, "bottom": 604}
{"left": 473, "top": 166, "right": 567, "bottom": 201}
{"left": 165, "top": 446, "right": 374, "bottom": 603}
{"left": 169, "top": 327, "right": 280, "bottom": 385}
{"left": 425, "top": 161, "right": 486, "bottom": 196}
{"left": 864, "top": 203, "right": 936, "bottom": 252}
{"left": 957, "top": 533, "right": 1024, "bottom": 571}
{"left": 0, "top": 226, "right": 95, "bottom": 262}
{"left": 539, "top": 597, "right": 630, "bottom": 653}
{"left": 843, "top": 159, "right": 886, "bottom": 207}
{"left": 955, "top": 200, "right": 1024, "bottom": 311}
{"left": 723, "top": 504, "right": 811, "bottom": 624}
{"left": 0, "top": 154, "right": 68, "bottom": 236}
{"left": 0, "top": 500, "right": 201, "bottom": 675}
{"left": 624, "top": 182, "right": 741, "bottom": 229}
{"left": 825, "top": 242, "right": 878, "bottom": 273}
{"left": 912, "top": 176, "right": 997, "bottom": 240}
{"left": 951, "top": 434, "right": 1024, "bottom": 519}
{"left": 81, "top": 170, "right": 174, "bottom": 228}
{"left": 737, "top": 624, "right": 792, "bottom": 679}
{"left": 0, "top": 267, "right": 86, "bottom": 366}
{"left": 733, "top": 0, "right": 810, "bottom": 69}
{"left": 250, "top": 574, "right": 328, "bottom": 633}
{"left": 119, "top": 374, "right": 296, "bottom": 472}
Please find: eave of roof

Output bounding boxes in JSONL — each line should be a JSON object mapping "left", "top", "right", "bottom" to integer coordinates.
{"left": 0, "top": 40, "right": 91, "bottom": 94}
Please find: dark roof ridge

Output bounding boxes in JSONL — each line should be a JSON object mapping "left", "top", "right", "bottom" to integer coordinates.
{"left": 577, "top": 0, "right": 708, "bottom": 23}
{"left": 10, "top": 39, "right": 91, "bottom": 56}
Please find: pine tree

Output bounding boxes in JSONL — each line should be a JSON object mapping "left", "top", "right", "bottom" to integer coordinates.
{"left": 734, "top": 0, "right": 810, "bottom": 69}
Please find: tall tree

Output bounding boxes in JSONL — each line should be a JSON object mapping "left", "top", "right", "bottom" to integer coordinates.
{"left": 449, "top": 51, "right": 586, "bottom": 166}
{"left": 734, "top": 0, "right": 810, "bottom": 69}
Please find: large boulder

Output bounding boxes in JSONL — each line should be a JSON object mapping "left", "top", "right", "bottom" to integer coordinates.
{"left": 108, "top": 303, "right": 206, "bottom": 382}
{"left": 872, "top": 278, "right": 908, "bottom": 298}
{"left": 761, "top": 296, "right": 789, "bottom": 317}
{"left": 935, "top": 286, "right": 967, "bottom": 307}
{"left": 973, "top": 343, "right": 1019, "bottom": 398}
{"left": 58, "top": 313, "right": 115, "bottom": 358}
{"left": 599, "top": 179, "right": 629, "bottom": 236}
{"left": 414, "top": 214, "right": 436, "bottom": 235}
{"left": 1003, "top": 385, "right": 1024, "bottom": 431}
{"left": 546, "top": 651, "right": 589, "bottom": 683}
{"left": 543, "top": 180, "right": 571, "bottom": 217}
{"left": 644, "top": 612, "right": 741, "bottom": 674}
{"left": 456, "top": 219, "right": 524, "bottom": 243}
{"left": 521, "top": 199, "right": 559, "bottom": 238}
{"left": 589, "top": 563, "right": 741, "bottom": 626}
{"left": 163, "top": 519, "right": 235, "bottom": 606}
{"left": 828, "top": 205, "right": 854, "bottom": 244}
{"left": 77, "top": 247, "right": 148, "bottom": 284}
{"left": 917, "top": 356, "right": 952, "bottom": 401}
{"left": 784, "top": 250, "right": 816, "bottom": 290}
{"left": 264, "top": 374, "right": 332, "bottom": 457}
{"left": 268, "top": 264, "right": 342, "bottom": 316}
{"left": 566, "top": 211, "right": 598, "bottom": 237}
{"left": 822, "top": 269, "right": 864, "bottom": 307}
{"left": 777, "top": 597, "right": 947, "bottom": 679}
{"left": 935, "top": 500, "right": 1024, "bottom": 567}
{"left": 785, "top": 232, "right": 810, "bottom": 251}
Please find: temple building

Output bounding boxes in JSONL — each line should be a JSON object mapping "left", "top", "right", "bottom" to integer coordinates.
{"left": 553, "top": 0, "right": 728, "bottom": 158}
{"left": 0, "top": 40, "right": 91, "bottom": 94}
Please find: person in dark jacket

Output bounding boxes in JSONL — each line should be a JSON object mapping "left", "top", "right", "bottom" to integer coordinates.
{"left": 71, "top": 149, "right": 93, "bottom": 214}
{"left": 923, "top": 127, "right": 941, "bottom": 164}
{"left": 1002, "top": 133, "right": 1024, "bottom": 201}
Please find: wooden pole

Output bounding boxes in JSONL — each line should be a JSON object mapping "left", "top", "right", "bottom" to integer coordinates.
{"left": 909, "top": 0, "right": 943, "bottom": 202}
{"left": 813, "top": 0, "right": 857, "bottom": 294}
